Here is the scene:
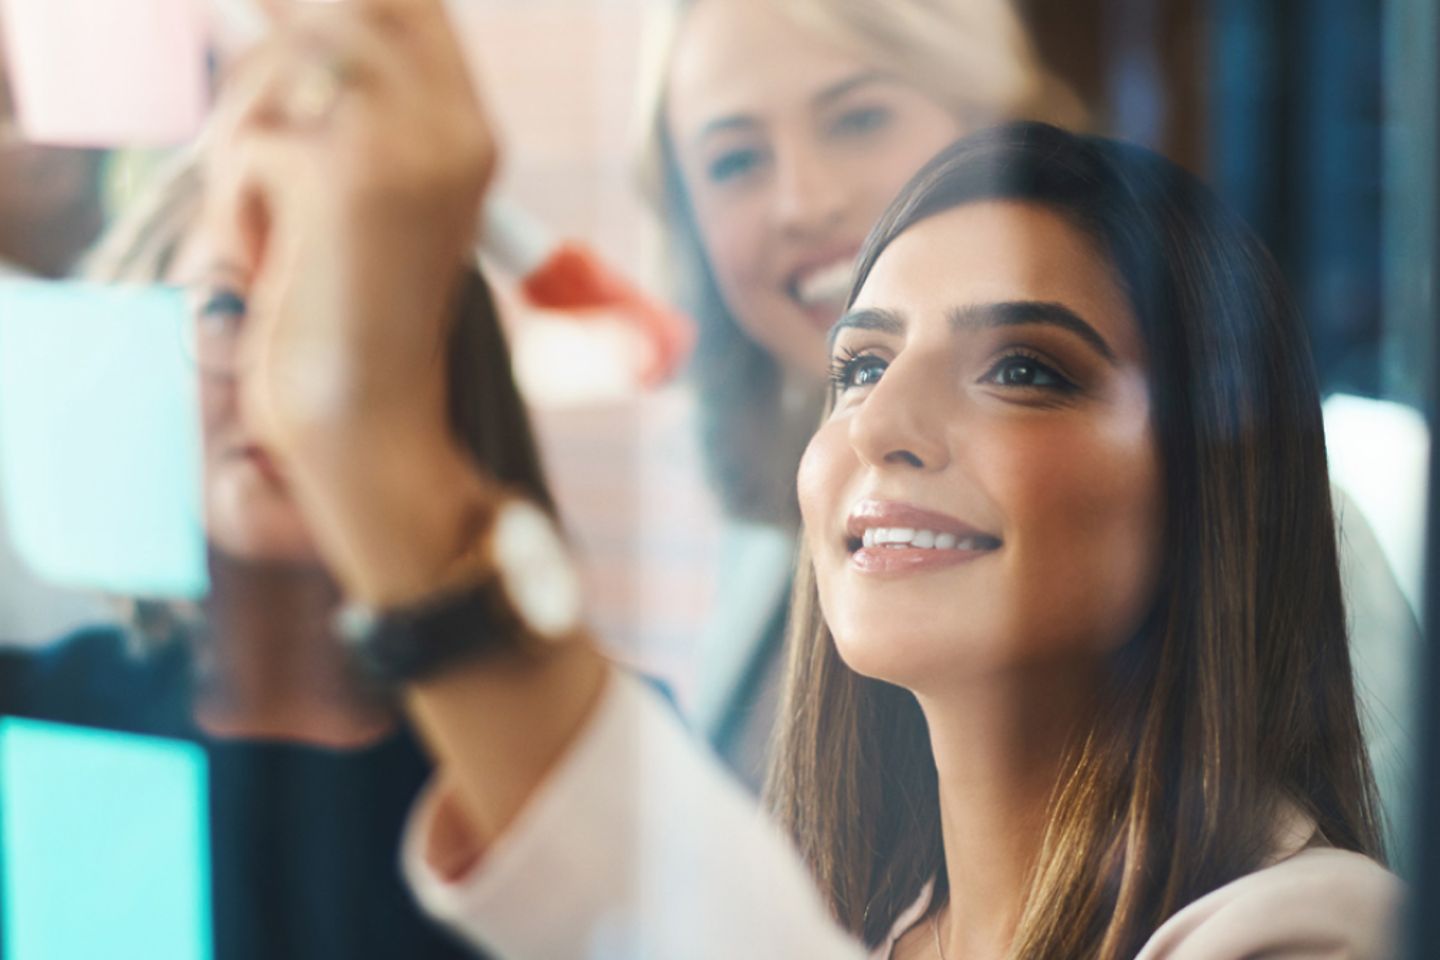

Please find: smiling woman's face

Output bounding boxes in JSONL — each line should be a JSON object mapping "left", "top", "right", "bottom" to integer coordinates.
{"left": 798, "top": 201, "right": 1164, "bottom": 689}
{"left": 665, "top": 0, "right": 966, "bottom": 380}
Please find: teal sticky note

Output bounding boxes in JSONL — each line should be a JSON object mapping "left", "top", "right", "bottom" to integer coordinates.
{"left": 0, "top": 280, "right": 208, "bottom": 599}
{"left": 0, "top": 717, "right": 212, "bottom": 960}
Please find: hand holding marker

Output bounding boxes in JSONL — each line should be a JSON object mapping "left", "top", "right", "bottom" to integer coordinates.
{"left": 212, "top": 0, "right": 697, "bottom": 388}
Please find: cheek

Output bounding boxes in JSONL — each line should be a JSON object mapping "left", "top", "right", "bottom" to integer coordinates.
{"left": 205, "top": 465, "right": 320, "bottom": 566}
{"left": 995, "top": 416, "right": 1164, "bottom": 649}
{"left": 796, "top": 421, "right": 850, "bottom": 541}
{"left": 796, "top": 420, "right": 860, "bottom": 641}
{"left": 691, "top": 191, "right": 771, "bottom": 303}
{"left": 199, "top": 377, "right": 232, "bottom": 454}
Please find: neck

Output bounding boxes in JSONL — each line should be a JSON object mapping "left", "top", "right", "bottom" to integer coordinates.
{"left": 919, "top": 659, "right": 1102, "bottom": 960}
{"left": 192, "top": 553, "right": 396, "bottom": 749}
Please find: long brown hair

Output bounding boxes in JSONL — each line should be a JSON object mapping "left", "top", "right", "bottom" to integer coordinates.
{"left": 766, "top": 122, "right": 1385, "bottom": 957}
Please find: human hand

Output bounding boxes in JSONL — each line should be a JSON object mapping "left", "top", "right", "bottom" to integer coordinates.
{"left": 205, "top": 0, "right": 496, "bottom": 460}
{"left": 203, "top": 0, "right": 501, "bottom": 604}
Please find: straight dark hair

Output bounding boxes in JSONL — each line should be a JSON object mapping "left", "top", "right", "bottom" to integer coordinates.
{"left": 767, "top": 122, "right": 1385, "bottom": 957}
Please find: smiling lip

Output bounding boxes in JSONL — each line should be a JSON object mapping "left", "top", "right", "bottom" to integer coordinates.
{"left": 845, "top": 499, "right": 1001, "bottom": 576}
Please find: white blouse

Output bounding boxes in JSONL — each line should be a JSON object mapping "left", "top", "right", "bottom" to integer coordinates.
{"left": 404, "top": 672, "right": 1400, "bottom": 960}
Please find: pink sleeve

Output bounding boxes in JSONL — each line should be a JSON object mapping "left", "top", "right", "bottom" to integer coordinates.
{"left": 402, "top": 671, "right": 867, "bottom": 960}
{"left": 1135, "top": 848, "right": 1402, "bottom": 960}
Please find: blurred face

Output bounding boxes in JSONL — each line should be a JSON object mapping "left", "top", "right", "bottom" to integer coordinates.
{"left": 170, "top": 231, "right": 320, "bottom": 566}
{"left": 665, "top": 0, "right": 966, "bottom": 379}
{"left": 798, "top": 202, "right": 1163, "bottom": 690}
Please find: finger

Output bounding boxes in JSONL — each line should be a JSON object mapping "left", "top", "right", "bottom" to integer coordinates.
{"left": 284, "top": 2, "right": 412, "bottom": 96}
{"left": 346, "top": 0, "right": 477, "bottom": 93}
{"left": 203, "top": 123, "right": 312, "bottom": 291}
{"left": 208, "top": 28, "right": 316, "bottom": 149}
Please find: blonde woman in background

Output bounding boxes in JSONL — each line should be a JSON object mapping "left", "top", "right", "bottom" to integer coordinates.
{"left": 635, "top": 0, "right": 1083, "bottom": 784}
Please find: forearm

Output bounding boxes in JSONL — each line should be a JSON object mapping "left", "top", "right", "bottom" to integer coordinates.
{"left": 403, "top": 673, "right": 869, "bottom": 960}
{"left": 283, "top": 421, "right": 611, "bottom": 842}
{"left": 404, "top": 642, "right": 610, "bottom": 845}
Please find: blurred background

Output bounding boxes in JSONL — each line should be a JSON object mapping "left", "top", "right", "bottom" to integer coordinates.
{"left": 0, "top": 0, "right": 1434, "bottom": 956}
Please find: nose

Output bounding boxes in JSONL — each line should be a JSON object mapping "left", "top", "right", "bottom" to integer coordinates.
{"left": 771, "top": 135, "right": 848, "bottom": 240}
{"left": 847, "top": 353, "right": 953, "bottom": 472}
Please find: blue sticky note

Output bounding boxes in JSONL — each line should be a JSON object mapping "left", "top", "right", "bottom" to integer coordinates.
{"left": 0, "top": 717, "right": 212, "bottom": 960}
{"left": 0, "top": 280, "right": 208, "bottom": 599}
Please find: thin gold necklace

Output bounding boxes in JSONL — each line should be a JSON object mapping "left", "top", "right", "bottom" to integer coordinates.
{"left": 931, "top": 909, "right": 948, "bottom": 960}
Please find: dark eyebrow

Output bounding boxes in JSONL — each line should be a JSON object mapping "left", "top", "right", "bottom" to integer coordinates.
{"left": 949, "top": 301, "right": 1118, "bottom": 365}
{"left": 828, "top": 301, "right": 1119, "bottom": 365}
{"left": 828, "top": 306, "right": 905, "bottom": 350}
{"left": 694, "top": 71, "right": 893, "bottom": 148}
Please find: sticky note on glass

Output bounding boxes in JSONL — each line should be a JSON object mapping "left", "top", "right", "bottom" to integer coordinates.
{"left": 0, "top": 280, "right": 208, "bottom": 599}
{"left": 0, "top": 0, "right": 208, "bottom": 147}
{"left": 0, "top": 717, "right": 213, "bottom": 960}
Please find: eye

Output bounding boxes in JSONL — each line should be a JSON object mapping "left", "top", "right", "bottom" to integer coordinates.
{"left": 829, "top": 348, "right": 888, "bottom": 392}
{"left": 196, "top": 288, "right": 247, "bottom": 333}
{"left": 707, "top": 146, "right": 767, "bottom": 184}
{"left": 829, "top": 105, "right": 893, "bottom": 139}
{"left": 981, "top": 352, "right": 1075, "bottom": 391}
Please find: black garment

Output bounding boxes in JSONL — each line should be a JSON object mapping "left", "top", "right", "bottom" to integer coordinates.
{"left": 0, "top": 627, "right": 479, "bottom": 960}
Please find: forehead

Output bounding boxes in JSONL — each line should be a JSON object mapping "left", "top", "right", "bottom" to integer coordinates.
{"left": 852, "top": 201, "right": 1145, "bottom": 362}
{"left": 665, "top": 0, "right": 872, "bottom": 135}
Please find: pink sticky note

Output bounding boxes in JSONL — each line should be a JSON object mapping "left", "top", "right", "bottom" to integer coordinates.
{"left": 0, "top": 0, "right": 208, "bottom": 147}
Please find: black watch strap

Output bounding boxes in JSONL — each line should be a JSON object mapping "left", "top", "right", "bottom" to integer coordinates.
{"left": 336, "top": 577, "right": 520, "bottom": 685}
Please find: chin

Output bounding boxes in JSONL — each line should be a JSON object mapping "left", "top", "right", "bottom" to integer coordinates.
{"left": 208, "top": 518, "right": 323, "bottom": 568}
{"left": 831, "top": 621, "right": 967, "bottom": 690}
{"left": 205, "top": 480, "right": 323, "bottom": 568}
{"left": 824, "top": 590, "right": 1042, "bottom": 692}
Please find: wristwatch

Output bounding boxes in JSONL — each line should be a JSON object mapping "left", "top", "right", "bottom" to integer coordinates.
{"left": 335, "top": 497, "right": 583, "bottom": 684}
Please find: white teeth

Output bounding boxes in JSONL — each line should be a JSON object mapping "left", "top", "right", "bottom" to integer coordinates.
{"left": 796, "top": 260, "right": 854, "bottom": 308}
{"left": 854, "top": 527, "right": 998, "bottom": 552}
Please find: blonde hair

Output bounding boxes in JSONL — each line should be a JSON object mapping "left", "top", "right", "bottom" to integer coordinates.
{"left": 634, "top": 0, "right": 1084, "bottom": 206}
{"left": 632, "top": 0, "right": 1085, "bottom": 525}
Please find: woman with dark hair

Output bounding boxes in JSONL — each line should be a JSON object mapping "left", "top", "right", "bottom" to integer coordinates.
{"left": 195, "top": 2, "right": 1398, "bottom": 956}
{"left": 768, "top": 121, "right": 1395, "bottom": 956}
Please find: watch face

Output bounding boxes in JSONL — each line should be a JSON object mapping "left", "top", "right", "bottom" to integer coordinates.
{"left": 492, "top": 500, "right": 583, "bottom": 639}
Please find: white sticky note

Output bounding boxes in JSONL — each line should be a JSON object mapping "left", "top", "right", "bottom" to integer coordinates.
{"left": 0, "top": 0, "right": 209, "bottom": 147}
{"left": 0, "top": 718, "right": 213, "bottom": 960}
{"left": 0, "top": 280, "right": 208, "bottom": 599}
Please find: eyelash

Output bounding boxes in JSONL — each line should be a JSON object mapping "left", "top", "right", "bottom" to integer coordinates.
{"left": 828, "top": 347, "right": 884, "bottom": 392}
{"left": 705, "top": 105, "right": 892, "bottom": 185}
{"left": 827, "top": 347, "right": 1078, "bottom": 395}
{"left": 707, "top": 147, "right": 767, "bottom": 184}
{"left": 830, "top": 105, "right": 892, "bottom": 138}
{"left": 195, "top": 288, "right": 247, "bottom": 332}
